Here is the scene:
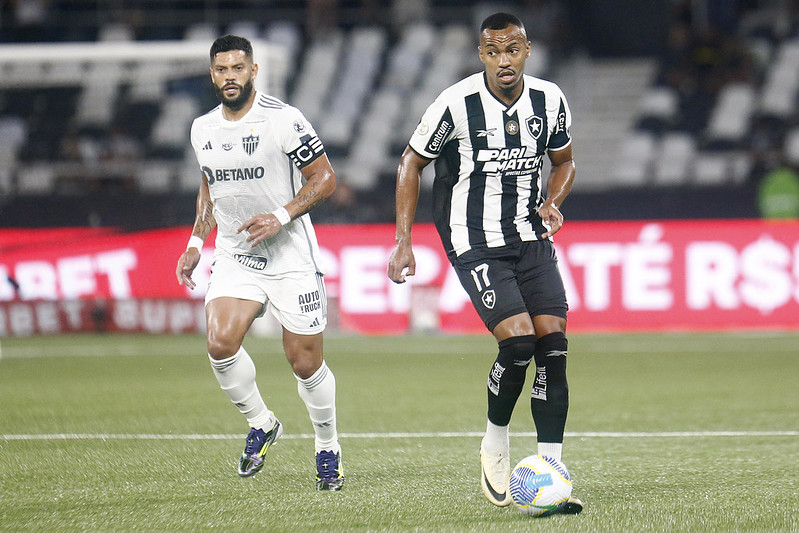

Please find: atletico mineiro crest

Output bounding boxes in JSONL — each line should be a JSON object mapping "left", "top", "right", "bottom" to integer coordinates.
{"left": 242, "top": 134, "right": 260, "bottom": 156}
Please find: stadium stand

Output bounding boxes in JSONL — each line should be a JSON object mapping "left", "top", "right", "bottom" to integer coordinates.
{"left": 1, "top": 0, "right": 798, "bottom": 227}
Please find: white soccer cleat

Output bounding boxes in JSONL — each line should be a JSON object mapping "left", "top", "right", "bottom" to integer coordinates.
{"left": 480, "top": 439, "right": 512, "bottom": 506}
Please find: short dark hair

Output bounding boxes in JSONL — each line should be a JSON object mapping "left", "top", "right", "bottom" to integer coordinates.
{"left": 210, "top": 34, "right": 253, "bottom": 62}
{"left": 480, "top": 12, "right": 526, "bottom": 34}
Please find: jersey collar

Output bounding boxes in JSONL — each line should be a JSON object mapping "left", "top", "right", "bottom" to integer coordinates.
{"left": 482, "top": 72, "right": 526, "bottom": 112}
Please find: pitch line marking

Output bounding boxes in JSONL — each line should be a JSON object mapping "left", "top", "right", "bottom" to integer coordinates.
{"left": 1, "top": 430, "right": 797, "bottom": 441}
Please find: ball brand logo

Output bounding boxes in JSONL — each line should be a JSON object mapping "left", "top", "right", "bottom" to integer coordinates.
{"left": 234, "top": 254, "right": 267, "bottom": 270}
{"left": 524, "top": 473, "right": 554, "bottom": 490}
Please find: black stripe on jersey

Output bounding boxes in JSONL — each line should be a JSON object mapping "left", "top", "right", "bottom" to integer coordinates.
{"left": 549, "top": 98, "right": 570, "bottom": 149}
{"left": 432, "top": 139, "right": 460, "bottom": 260}
{"left": 425, "top": 108, "right": 454, "bottom": 155}
{"left": 528, "top": 88, "right": 549, "bottom": 237}
{"left": 288, "top": 133, "right": 325, "bottom": 168}
{"left": 501, "top": 111, "right": 522, "bottom": 245}
{"left": 529, "top": 88, "right": 548, "bottom": 155}
{"left": 465, "top": 92, "right": 488, "bottom": 250}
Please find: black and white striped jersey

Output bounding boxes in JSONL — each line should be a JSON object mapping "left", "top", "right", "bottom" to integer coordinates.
{"left": 408, "top": 72, "right": 572, "bottom": 259}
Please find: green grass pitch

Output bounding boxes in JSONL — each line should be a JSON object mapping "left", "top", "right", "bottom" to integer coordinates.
{"left": 1, "top": 332, "right": 797, "bottom": 532}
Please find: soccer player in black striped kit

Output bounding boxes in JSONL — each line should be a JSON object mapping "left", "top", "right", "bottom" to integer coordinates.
{"left": 388, "top": 13, "right": 581, "bottom": 513}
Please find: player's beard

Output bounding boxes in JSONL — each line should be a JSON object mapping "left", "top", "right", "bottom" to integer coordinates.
{"left": 216, "top": 79, "right": 254, "bottom": 111}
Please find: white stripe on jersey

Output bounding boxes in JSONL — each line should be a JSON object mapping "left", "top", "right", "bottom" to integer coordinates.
{"left": 514, "top": 172, "right": 537, "bottom": 241}
{"left": 481, "top": 106, "right": 508, "bottom": 248}
{"left": 448, "top": 97, "right": 471, "bottom": 253}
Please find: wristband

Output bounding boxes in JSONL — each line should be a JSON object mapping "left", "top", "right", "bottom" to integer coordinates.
{"left": 272, "top": 207, "right": 291, "bottom": 226}
{"left": 186, "top": 235, "right": 204, "bottom": 252}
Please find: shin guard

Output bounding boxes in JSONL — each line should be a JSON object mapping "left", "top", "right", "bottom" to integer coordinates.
{"left": 530, "top": 332, "right": 569, "bottom": 443}
{"left": 487, "top": 335, "right": 536, "bottom": 426}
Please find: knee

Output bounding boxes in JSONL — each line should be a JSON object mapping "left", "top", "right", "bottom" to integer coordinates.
{"left": 291, "top": 357, "right": 321, "bottom": 380}
{"left": 207, "top": 332, "right": 241, "bottom": 360}
{"left": 534, "top": 331, "right": 568, "bottom": 383}
{"left": 284, "top": 332, "right": 323, "bottom": 379}
{"left": 497, "top": 334, "right": 537, "bottom": 367}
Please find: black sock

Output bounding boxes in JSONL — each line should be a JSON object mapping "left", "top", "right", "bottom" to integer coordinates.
{"left": 530, "top": 332, "right": 569, "bottom": 443}
{"left": 487, "top": 335, "right": 536, "bottom": 426}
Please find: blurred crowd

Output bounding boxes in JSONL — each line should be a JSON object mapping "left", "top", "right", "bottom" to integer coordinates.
{"left": 1, "top": 0, "right": 799, "bottom": 225}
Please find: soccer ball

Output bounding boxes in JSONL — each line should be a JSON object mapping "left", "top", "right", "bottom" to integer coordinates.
{"left": 508, "top": 455, "right": 573, "bottom": 516}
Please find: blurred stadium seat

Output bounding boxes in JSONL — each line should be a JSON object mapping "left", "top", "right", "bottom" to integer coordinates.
{"left": 1, "top": 1, "right": 797, "bottom": 226}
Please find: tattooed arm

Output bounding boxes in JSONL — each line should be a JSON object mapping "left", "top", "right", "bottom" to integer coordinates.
{"left": 191, "top": 176, "right": 217, "bottom": 241}
{"left": 176, "top": 175, "right": 216, "bottom": 288}
{"left": 237, "top": 154, "right": 337, "bottom": 247}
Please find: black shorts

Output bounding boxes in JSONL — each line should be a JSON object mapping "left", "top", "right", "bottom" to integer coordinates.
{"left": 451, "top": 240, "right": 568, "bottom": 332}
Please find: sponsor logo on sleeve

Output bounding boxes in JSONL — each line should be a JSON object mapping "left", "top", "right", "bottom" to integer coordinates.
{"left": 555, "top": 111, "right": 567, "bottom": 134}
{"left": 425, "top": 118, "right": 453, "bottom": 154}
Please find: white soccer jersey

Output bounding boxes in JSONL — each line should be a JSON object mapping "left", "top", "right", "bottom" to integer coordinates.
{"left": 190, "top": 91, "right": 326, "bottom": 276}
{"left": 408, "top": 73, "right": 572, "bottom": 259}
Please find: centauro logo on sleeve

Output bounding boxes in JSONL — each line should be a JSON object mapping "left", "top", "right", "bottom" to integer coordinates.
{"left": 425, "top": 118, "right": 453, "bottom": 154}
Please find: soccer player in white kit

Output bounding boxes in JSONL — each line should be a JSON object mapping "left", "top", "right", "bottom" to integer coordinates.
{"left": 175, "top": 35, "right": 343, "bottom": 491}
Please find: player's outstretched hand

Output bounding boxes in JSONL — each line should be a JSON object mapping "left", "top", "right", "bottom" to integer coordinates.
{"left": 237, "top": 213, "right": 282, "bottom": 247}
{"left": 176, "top": 248, "right": 201, "bottom": 289}
{"left": 538, "top": 203, "right": 564, "bottom": 240}
{"left": 387, "top": 243, "right": 416, "bottom": 284}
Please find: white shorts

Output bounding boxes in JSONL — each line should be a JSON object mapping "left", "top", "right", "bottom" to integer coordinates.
{"left": 205, "top": 252, "right": 327, "bottom": 335}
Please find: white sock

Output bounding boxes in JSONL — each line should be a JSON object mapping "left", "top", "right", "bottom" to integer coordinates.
{"left": 538, "top": 442, "right": 562, "bottom": 461}
{"left": 296, "top": 361, "right": 338, "bottom": 453}
{"left": 482, "top": 420, "right": 510, "bottom": 453}
{"left": 209, "top": 346, "right": 274, "bottom": 430}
